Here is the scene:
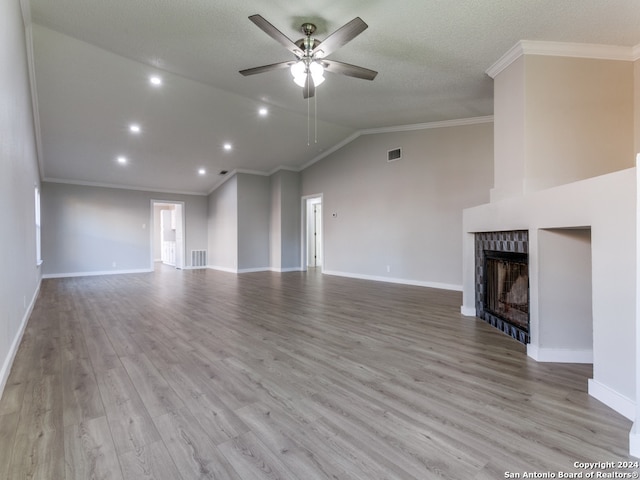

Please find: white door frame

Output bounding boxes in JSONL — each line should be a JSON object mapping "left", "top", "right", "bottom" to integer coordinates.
{"left": 150, "top": 199, "right": 186, "bottom": 270}
{"left": 300, "top": 193, "right": 323, "bottom": 272}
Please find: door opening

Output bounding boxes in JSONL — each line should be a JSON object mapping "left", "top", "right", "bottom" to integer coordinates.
{"left": 302, "top": 195, "right": 322, "bottom": 270}
{"left": 151, "top": 200, "right": 185, "bottom": 270}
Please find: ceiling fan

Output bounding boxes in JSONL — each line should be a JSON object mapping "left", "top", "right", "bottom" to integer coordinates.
{"left": 239, "top": 14, "right": 378, "bottom": 99}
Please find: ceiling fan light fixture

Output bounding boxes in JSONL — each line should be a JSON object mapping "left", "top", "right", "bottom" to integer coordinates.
{"left": 290, "top": 61, "right": 307, "bottom": 87}
{"left": 309, "top": 61, "right": 325, "bottom": 86}
{"left": 290, "top": 60, "right": 325, "bottom": 88}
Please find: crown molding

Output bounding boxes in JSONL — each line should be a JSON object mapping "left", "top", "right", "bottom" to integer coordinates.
{"left": 301, "top": 115, "right": 494, "bottom": 171}
{"left": 43, "top": 177, "right": 207, "bottom": 196}
{"left": 487, "top": 40, "right": 638, "bottom": 79}
{"left": 360, "top": 115, "right": 494, "bottom": 135}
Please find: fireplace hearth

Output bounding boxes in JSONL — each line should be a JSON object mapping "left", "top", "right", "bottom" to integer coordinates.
{"left": 475, "top": 231, "right": 529, "bottom": 344}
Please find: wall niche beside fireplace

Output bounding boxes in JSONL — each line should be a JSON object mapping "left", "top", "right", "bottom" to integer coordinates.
{"left": 475, "top": 230, "right": 529, "bottom": 344}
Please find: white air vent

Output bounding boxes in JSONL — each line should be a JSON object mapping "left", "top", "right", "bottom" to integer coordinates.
{"left": 387, "top": 147, "right": 402, "bottom": 162}
{"left": 191, "top": 250, "right": 207, "bottom": 268}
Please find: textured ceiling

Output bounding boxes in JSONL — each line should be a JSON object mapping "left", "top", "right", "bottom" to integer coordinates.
{"left": 25, "top": 0, "right": 640, "bottom": 194}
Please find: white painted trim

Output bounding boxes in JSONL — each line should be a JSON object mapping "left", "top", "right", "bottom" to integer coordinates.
{"left": 42, "top": 268, "right": 152, "bottom": 279}
{"left": 301, "top": 116, "right": 494, "bottom": 171}
{"left": 487, "top": 40, "right": 637, "bottom": 79}
{"left": 460, "top": 306, "right": 476, "bottom": 317}
{"left": 205, "top": 168, "right": 271, "bottom": 195}
{"left": 150, "top": 199, "right": 186, "bottom": 270}
{"left": 322, "top": 269, "right": 462, "bottom": 291}
{"left": 588, "top": 379, "right": 635, "bottom": 420}
{"left": 526, "top": 345, "right": 593, "bottom": 363}
{"left": 300, "top": 132, "right": 364, "bottom": 171}
{"left": 486, "top": 42, "right": 525, "bottom": 79}
{"left": 630, "top": 422, "right": 640, "bottom": 459}
{"left": 0, "top": 279, "right": 40, "bottom": 399}
{"left": 43, "top": 177, "right": 207, "bottom": 196}
{"left": 362, "top": 115, "right": 494, "bottom": 136}
{"left": 207, "top": 265, "right": 237, "bottom": 273}
{"left": 206, "top": 116, "right": 495, "bottom": 194}
{"left": 208, "top": 265, "right": 302, "bottom": 274}
{"left": 267, "top": 165, "right": 301, "bottom": 176}
{"left": 237, "top": 267, "right": 271, "bottom": 273}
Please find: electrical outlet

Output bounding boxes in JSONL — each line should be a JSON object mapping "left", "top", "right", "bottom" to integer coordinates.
{"left": 112, "top": 261, "right": 117, "bottom": 268}
{"left": 386, "top": 265, "right": 391, "bottom": 273}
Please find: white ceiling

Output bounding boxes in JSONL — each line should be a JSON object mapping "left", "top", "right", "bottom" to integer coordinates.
{"left": 24, "top": 0, "right": 640, "bottom": 194}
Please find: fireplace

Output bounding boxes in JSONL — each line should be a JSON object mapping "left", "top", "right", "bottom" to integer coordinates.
{"left": 475, "top": 231, "right": 529, "bottom": 344}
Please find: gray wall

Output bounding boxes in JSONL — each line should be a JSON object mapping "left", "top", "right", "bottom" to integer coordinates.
{"left": 1, "top": 0, "right": 42, "bottom": 391}
{"left": 301, "top": 122, "right": 494, "bottom": 288}
{"left": 270, "top": 170, "right": 301, "bottom": 271}
{"left": 237, "top": 173, "right": 270, "bottom": 271}
{"left": 207, "top": 176, "right": 238, "bottom": 270}
{"left": 41, "top": 182, "right": 208, "bottom": 275}
{"left": 279, "top": 170, "right": 301, "bottom": 270}
{"left": 538, "top": 228, "right": 593, "bottom": 354}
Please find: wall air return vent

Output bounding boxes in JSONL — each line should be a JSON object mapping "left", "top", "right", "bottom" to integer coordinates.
{"left": 387, "top": 147, "right": 402, "bottom": 162}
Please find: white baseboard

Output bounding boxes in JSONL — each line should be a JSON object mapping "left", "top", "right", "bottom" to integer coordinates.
{"left": 207, "top": 266, "right": 304, "bottom": 274}
{"left": 207, "top": 265, "right": 238, "bottom": 273}
{"left": 322, "top": 270, "right": 463, "bottom": 291}
{"left": 630, "top": 422, "right": 640, "bottom": 459}
{"left": 588, "top": 378, "right": 635, "bottom": 420}
{"left": 270, "top": 267, "right": 303, "bottom": 273}
{"left": 43, "top": 268, "right": 152, "bottom": 279}
{"left": 527, "top": 345, "right": 593, "bottom": 364}
{"left": 460, "top": 305, "right": 476, "bottom": 316}
{"left": 0, "top": 279, "right": 41, "bottom": 399}
{"left": 238, "top": 267, "right": 271, "bottom": 273}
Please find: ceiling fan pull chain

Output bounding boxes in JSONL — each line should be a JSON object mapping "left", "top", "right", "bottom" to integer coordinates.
{"left": 314, "top": 88, "right": 318, "bottom": 144}
{"left": 307, "top": 86, "right": 311, "bottom": 146}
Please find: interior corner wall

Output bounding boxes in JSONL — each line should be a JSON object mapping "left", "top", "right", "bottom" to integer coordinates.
{"left": 537, "top": 228, "right": 593, "bottom": 356}
{"left": 237, "top": 173, "right": 270, "bottom": 271}
{"left": 301, "top": 122, "right": 494, "bottom": 288}
{"left": 208, "top": 175, "right": 238, "bottom": 271}
{"left": 635, "top": 58, "right": 640, "bottom": 154}
{"left": 269, "top": 172, "right": 283, "bottom": 268}
{"left": 491, "top": 55, "right": 526, "bottom": 202}
{"left": 277, "top": 170, "right": 301, "bottom": 270}
{"left": 524, "top": 56, "right": 635, "bottom": 192}
{"left": 42, "top": 182, "right": 208, "bottom": 275}
{"left": 0, "top": 0, "right": 42, "bottom": 394}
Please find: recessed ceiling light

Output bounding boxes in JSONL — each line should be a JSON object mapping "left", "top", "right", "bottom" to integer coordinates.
{"left": 223, "top": 143, "right": 232, "bottom": 151}
{"left": 129, "top": 124, "right": 141, "bottom": 134}
{"left": 149, "top": 75, "right": 162, "bottom": 86}
{"left": 198, "top": 168, "right": 206, "bottom": 175}
{"left": 117, "top": 156, "right": 127, "bottom": 164}
{"left": 258, "top": 107, "right": 268, "bottom": 116}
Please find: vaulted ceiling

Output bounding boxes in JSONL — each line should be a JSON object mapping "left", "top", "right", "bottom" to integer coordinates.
{"left": 24, "top": 0, "right": 640, "bottom": 194}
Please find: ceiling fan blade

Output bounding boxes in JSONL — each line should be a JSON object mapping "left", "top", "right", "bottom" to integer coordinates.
{"left": 322, "top": 59, "right": 377, "bottom": 80}
{"left": 312, "top": 17, "right": 368, "bottom": 58}
{"left": 248, "top": 14, "right": 303, "bottom": 56}
{"left": 302, "top": 75, "right": 315, "bottom": 99}
{"left": 239, "top": 61, "right": 294, "bottom": 76}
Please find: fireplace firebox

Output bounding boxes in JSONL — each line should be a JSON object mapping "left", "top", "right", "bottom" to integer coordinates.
{"left": 475, "top": 230, "right": 529, "bottom": 344}
{"left": 484, "top": 251, "right": 529, "bottom": 331}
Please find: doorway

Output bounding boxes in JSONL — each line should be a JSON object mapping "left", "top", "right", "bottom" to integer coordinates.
{"left": 302, "top": 195, "right": 323, "bottom": 270}
{"left": 151, "top": 200, "right": 185, "bottom": 269}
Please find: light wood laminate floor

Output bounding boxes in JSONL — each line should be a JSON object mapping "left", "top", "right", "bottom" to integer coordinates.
{"left": 0, "top": 266, "right": 636, "bottom": 479}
